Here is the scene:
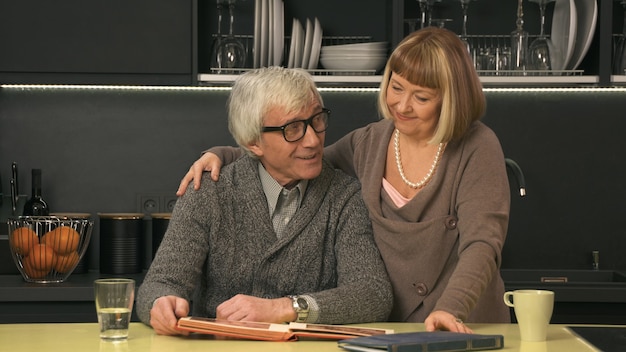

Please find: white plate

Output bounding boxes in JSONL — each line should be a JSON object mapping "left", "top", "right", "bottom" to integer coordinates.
{"left": 260, "top": 0, "right": 269, "bottom": 67}
{"left": 253, "top": 0, "right": 261, "bottom": 68}
{"left": 320, "top": 48, "right": 388, "bottom": 56}
{"left": 267, "top": 0, "right": 273, "bottom": 66}
{"left": 293, "top": 19, "right": 304, "bottom": 68}
{"left": 308, "top": 18, "right": 323, "bottom": 70}
{"left": 301, "top": 18, "right": 313, "bottom": 69}
{"left": 320, "top": 56, "right": 387, "bottom": 71}
{"left": 550, "top": 0, "right": 577, "bottom": 71}
{"left": 273, "top": 0, "right": 284, "bottom": 66}
{"left": 321, "top": 42, "right": 389, "bottom": 50}
{"left": 287, "top": 18, "right": 297, "bottom": 68}
{"left": 321, "top": 53, "right": 388, "bottom": 58}
{"left": 566, "top": 0, "right": 597, "bottom": 70}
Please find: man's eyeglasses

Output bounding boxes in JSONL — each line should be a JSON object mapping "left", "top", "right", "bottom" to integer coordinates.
{"left": 262, "top": 108, "right": 330, "bottom": 142}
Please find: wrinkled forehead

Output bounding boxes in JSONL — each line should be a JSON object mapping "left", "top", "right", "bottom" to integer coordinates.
{"left": 263, "top": 101, "right": 321, "bottom": 125}
{"left": 263, "top": 88, "right": 321, "bottom": 115}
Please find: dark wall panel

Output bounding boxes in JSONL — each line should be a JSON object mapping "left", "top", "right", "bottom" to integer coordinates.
{"left": 1, "top": 87, "right": 625, "bottom": 272}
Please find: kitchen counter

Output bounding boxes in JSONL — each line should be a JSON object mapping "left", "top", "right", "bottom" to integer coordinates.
{"left": 0, "top": 322, "right": 614, "bottom": 352}
{"left": 0, "top": 272, "right": 144, "bottom": 323}
{"left": 3, "top": 270, "right": 626, "bottom": 325}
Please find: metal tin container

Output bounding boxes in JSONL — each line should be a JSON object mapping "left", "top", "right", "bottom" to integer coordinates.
{"left": 98, "top": 213, "right": 144, "bottom": 274}
{"left": 150, "top": 213, "right": 171, "bottom": 261}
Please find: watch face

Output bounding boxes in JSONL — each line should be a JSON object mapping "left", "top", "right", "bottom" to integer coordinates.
{"left": 296, "top": 297, "right": 309, "bottom": 310}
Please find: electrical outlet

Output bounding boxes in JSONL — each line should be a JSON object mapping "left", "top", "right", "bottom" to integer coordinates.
{"left": 163, "top": 195, "right": 178, "bottom": 213}
{"left": 137, "top": 193, "right": 178, "bottom": 214}
{"left": 137, "top": 194, "right": 162, "bottom": 214}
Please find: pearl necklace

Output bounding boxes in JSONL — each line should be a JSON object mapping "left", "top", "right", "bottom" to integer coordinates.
{"left": 393, "top": 129, "right": 444, "bottom": 189}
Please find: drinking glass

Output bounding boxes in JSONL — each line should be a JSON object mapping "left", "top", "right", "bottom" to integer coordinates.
{"left": 94, "top": 278, "right": 135, "bottom": 340}
{"left": 478, "top": 46, "right": 496, "bottom": 74}
{"left": 213, "top": 0, "right": 246, "bottom": 71}
{"left": 210, "top": 0, "right": 225, "bottom": 70}
{"left": 416, "top": 0, "right": 429, "bottom": 29}
{"left": 527, "top": 0, "right": 555, "bottom": 71}
{"left": 613, "top": 0, "right": 626, "bottom": 75}
{"left": 496, "top": 46, "right": 512, "bottom": 75}
{"left": 416, "top": 0, "right": 443, "bottom": 28}
{"left": 511, "top": 0, "right": 529, "bottom": 71}
{"left": 459, "top": 0, "right": 473, "bottom": 54}
{"left": 431, "top": 18, "right": 453, "bottom": 28}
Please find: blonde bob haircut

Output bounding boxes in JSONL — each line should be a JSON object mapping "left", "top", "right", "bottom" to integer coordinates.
{"left": 378, "top": 27, "right": 486, "bottom": 144}
{"left": 227, "top": 66, "right": 323, "bottom": 155}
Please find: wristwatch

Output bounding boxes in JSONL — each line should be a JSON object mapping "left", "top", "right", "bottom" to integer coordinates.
{"left": 288, "top": 295, "right": 309, "bottom": 323}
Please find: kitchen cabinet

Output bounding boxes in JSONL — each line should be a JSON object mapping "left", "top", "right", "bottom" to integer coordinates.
{"left": 1, "top": 269, "right": 624, "bottom": 324}
{"left": 501, "top": 269, "right": 626, "bottom": 324}
{"left": 198, "top": 0, "right": 625, "bottom": 87}
{"left": 0, "top": 0, "right": 624, "bottom": 86}
{"left": 397, "top": 0, "right": 605, "bottom": 85}
{"left": 0, "top": 272, "right": 144, "bottom": 323}
{"left": 196, "top": 0, "right": 392, "bottom": 86}
{"left": 0, "top": 0, "right": 194, "bottom": 85}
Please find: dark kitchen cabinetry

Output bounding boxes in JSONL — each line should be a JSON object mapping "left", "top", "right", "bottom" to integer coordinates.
{"left": 196, "top": 0, "right": 392, "bottom": 85}
{"left": 0, "top": 0, "right": 194, "bottom": 85}
{"left": 197, "top": 0, "right": 621, "bottom": 86}
{"left": 0, "top": 272, "right": 144, "bottom": 323}
{"left": 0, "top": 0, "right": 624, "bottom": 86}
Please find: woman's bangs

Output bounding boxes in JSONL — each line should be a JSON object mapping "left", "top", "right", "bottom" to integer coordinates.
{"left": 389, "top": 45, "right": 441, "bottom": 89}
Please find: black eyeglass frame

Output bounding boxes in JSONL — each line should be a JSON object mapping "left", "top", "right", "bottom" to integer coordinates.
{"left": 261, "top": 108, "right": 331, "bottom": 142}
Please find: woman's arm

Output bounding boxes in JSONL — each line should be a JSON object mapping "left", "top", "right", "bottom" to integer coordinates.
{"left": 176, "top": 123, "right": 370, "bottom": 196}
{"left": 433, "top": 125, "right": 510, "bottom": 323}
{"left": 176, "top": 146, "right": 243, "bottom": 196}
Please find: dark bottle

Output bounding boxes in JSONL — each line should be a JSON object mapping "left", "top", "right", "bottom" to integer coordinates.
{"left": 23, "top": 169, "right": 50, "bottom": 216}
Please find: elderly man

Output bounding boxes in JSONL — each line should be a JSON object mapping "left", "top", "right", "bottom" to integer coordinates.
{"left": 136, "top": 66, "right": 392, "bottom": 336}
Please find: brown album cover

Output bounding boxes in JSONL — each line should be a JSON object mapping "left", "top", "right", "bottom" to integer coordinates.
{"left": 176, "top": 317, "right": 394, "bottom": 342}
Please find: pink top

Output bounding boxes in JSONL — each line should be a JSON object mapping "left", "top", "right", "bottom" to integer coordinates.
{"left": 382, "top": 177, "right": 410, "bottom": 208}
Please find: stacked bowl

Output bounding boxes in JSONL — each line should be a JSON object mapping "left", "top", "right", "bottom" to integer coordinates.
{"left": 319, "top": 41, "right": 388, "bottom": 72}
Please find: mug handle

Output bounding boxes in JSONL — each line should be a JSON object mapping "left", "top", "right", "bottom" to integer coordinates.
{"left": 503, "top": 291, "right": 515, "bottom": 307}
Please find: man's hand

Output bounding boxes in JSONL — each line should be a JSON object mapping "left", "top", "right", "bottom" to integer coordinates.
{"left": 149, "top": 296, "right": 191, "bottom": 335}
{"left": 216, "top": 294, "right": 296, "bottom": 323}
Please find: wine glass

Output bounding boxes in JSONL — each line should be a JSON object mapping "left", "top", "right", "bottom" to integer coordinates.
{"left": 214, "top": 0, "right": 246, "bottom": 72}
{"left": 510, "top": 0, "right": 529, "bottom": 71}
{"left": 417, "top": 0, "right": 429, "bottom": 29}
{"left": 527, "top": 0, "right": 555, "bottom": 71}
{"left": 209, "top": 0, "right": 225, "bottom": 70}
{"left": 416, "top": 0, "right": 443, "bottom": 28}
{"left": 459, "top": 0, "right": 473, "bottom": 54}
{"left": 431, "top": 18, "right": 453, "bottom": 28}
{"left": 613, "top": 0, "right": 626, "bottom": 75}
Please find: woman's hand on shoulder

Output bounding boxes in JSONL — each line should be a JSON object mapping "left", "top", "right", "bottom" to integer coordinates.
{"left": 176, "top": 152, "right": 223, "bottom": 196}
{"left": 424, "top": 310, "right": 473, "bottom": 333}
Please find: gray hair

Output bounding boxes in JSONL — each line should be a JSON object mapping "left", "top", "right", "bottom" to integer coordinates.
{"left": 227, "top": 66, "right": 323, "bottom": 154}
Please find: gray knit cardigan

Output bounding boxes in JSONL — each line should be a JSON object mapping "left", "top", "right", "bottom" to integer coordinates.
{"left": 136, "top": 155, "right": 393, "bottom": 325}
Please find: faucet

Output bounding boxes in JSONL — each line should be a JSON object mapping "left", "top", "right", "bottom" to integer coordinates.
{"left": 592, "top": 250, "right": 600, "bottom": 270}
{"left": 505, "top": 158, "right": 526, "bottom": 197}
